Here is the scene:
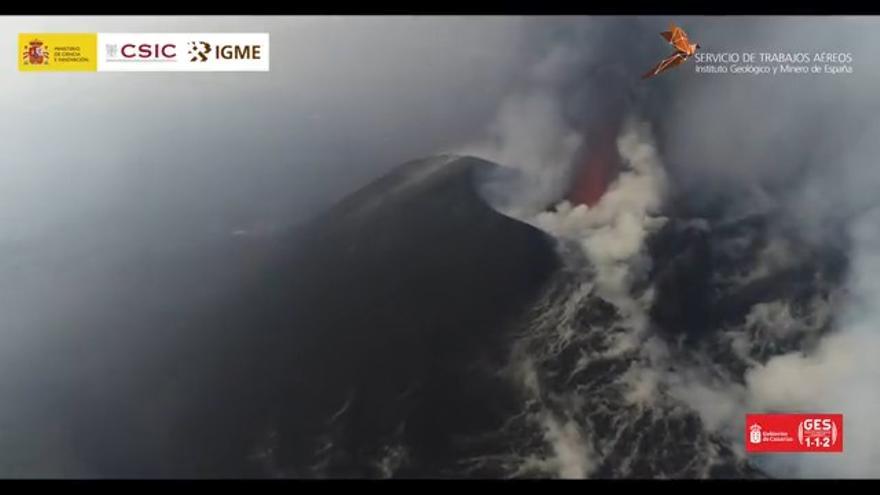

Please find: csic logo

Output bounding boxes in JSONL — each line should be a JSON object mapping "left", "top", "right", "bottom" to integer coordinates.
{"left": 188, "top": 40, "right": 263, "bottom": 62}
{"left": 22, "top": 39, "right": 49, "bottom": 65}
{"left": 103, "top": 41, "right": 176, "bottom": 61}
{"left": 119, "top": 43, "right": 176, "bottom": 59}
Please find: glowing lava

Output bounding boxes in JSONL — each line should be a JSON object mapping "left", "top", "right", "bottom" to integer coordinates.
{"left": 568, "top": 127, "right": 621, "bottom": 208}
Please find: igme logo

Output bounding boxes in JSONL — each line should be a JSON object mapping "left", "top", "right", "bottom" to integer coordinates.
{"left": 188, "top": 40, "right": 262, "bottom": 62}
{"left": 188, "top": 41, "right": 211, "bottom": 62}
{"left": 215, "top": 44, "right": 262, "bottom": 60}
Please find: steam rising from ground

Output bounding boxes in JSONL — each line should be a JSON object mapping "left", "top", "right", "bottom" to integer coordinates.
{"left": 742, "top": 209, "right": 880, "bottom": 477}
{"left": 525, "top": 122, "right": 670, "bottom": 477}
{"left": 469, "top": 119, "right": 678, "bottom": 478}
{"left": 659, "top": 20, "right": 880, "bottom": 477}
{"left": 465, "top": 18, "right": 880, "bottom": 479}
{"left": 534, "top": 121, "right": 668, "bottom": 312}
{"left": 461, "top": 90, "right": 582, "bottom": 218}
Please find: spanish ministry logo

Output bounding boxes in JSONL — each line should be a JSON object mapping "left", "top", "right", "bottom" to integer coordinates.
{"left": 19, "top": 33, "right": 98, "bottom": 71}
{"left": 21, "top": 38, "right": 49, "bottom": 66}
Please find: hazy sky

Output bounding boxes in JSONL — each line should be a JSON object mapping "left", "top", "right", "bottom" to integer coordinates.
{"left": 2, "top": 16, "right": 529, "bottom": 242}
{"left": 2, "top": 18, "right": 533, "bottom": 475}
{"left": 1, "top": 15, "right": 531, "bottom": 369}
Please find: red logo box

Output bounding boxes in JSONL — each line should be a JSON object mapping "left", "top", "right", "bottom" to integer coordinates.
{"left": 745, "top": 414, "right": 843, "bottom": 453}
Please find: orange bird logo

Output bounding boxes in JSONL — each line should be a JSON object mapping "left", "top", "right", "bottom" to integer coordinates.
{"left": 642, "top": 22, "right": 700, "bottom": 80}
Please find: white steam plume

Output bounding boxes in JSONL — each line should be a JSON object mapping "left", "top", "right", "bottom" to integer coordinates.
{"left": 533, "top": 119, "right": 669, "bottom": 331}
{"left": 460, "top": 88, "right": 582, "bottom": 218}
{"left": 501, "top": 120, "right": 673, "bottom": 478}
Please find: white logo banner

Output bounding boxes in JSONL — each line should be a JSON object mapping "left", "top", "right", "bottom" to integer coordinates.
{"left": 97, "top": 33, "right": 269, "bottom": 72}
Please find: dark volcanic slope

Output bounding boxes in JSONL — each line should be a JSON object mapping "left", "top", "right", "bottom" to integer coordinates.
{"left": 4, "top": 153, "right": 842, "bottom": 479}
{"left": 80, "top": 155, "right": 563, "bottom": 478}
{"left": 262, "top": 155, "right": 563, "bottom": 477}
